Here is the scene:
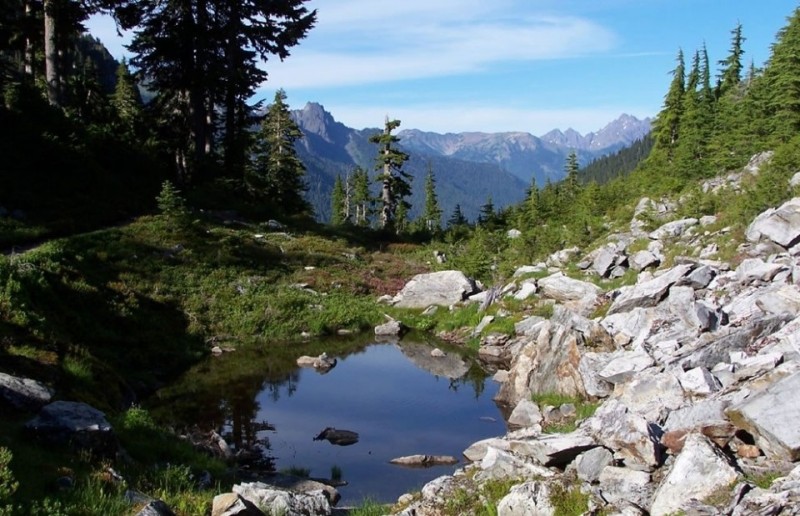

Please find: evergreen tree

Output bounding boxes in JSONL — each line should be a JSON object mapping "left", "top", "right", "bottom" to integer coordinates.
{"left": 717, "top": 22, "right": 745, "bottom": 98}
{"left": 477, "top": 196, "right": 496, "bottom": 227}
{"left": 759, "top": 6, "right": 800, "bottom": 144}
{"left": 350, "top": 166, "right": 371, "bottom": 227}
{"left": 246, "top": 89, "right": 309, "bottom": 216}
{"left": 111, "top": 60, "right": 144, "bottom": 138}
{"left": 420, "top": 164, "right": 442, "bottom": 234}
{"left": 330, "top": 175, "right": 347, "bottom": 225}
{"left": 673, "top": 48, "right": 714, "bottom": 179}
{"left": 650, "top": 49, "right": 685, "bottom": 160}
{"left": 447, "top": 204, "right": 467, "bottom": 228}
{"left": 563, "top": 150, "right": 581, "bottom": 199}
{"left": 369, "top": 117, "right": 410, "bottom": 231}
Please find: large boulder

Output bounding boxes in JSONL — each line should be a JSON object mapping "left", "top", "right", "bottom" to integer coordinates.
{"left": 536, "top": 273, "right": 602, "bottom": 316}
{"left": 392, "top": 270, "right": 477, "bottom": 309}
{"left": 496, "top": 481, "right": 555, "bottom": 516}
{"left": 232, "top": 482, "right": 331, "bottom": 516}
{"left": 607, "top": 264, "right": 694, "bottom": 315}
{"left": 0, "top": 373, "right": 53, "bottom": 411}
{"left": 649, "top": 218, "right": 698, "bottom": 241}
{"left": 726, "top": 371, "right": 800, "bottom": 460}
{"left": 25, "top": 401, "right": 117, "bottom": 456}
{"left": 746, "top": 197, "right": 800, "bottom": 248}
{"left": 649, "top": 434, "right": 740, "bottom": 516}
{"left": 495, "top": 321, "right": 585, "bottom": 407}
{"left": 584, "top": 400, "right": 664, "bottom": 471}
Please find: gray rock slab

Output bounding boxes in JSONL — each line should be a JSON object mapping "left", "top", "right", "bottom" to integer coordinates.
{"left": 574, "top": 446, "right": 614, "bottom": 483}
{"left": 25, "top": 401, "right": 116, "bottom": 454}
{"left": 585, "top": 400, "right": 664, "bottom": 471}
{"left": 497, "top": 481, "right": 555, "bottom": 516}
{"left": 508, "top": 429, "right": 597, "bottom": 468}
{"left": 476, "top": 447, "right": 555, "bottom": 483}
{"left": 679, "top": 367, "right": 721, "bottom": 396}
{"left": 613, "top": 370, "right": 686, "bottom": 423}
{"left": 507, "top": 399, "right": 543, "bottom": 430}
{"left": 663, "top": 399, "right": 730, "bottom": 433}
{"left": 593, "top": 246, "right": 619, "bottom": 277}
{"left": 392, "top": 270, "right": 477, "bottom": 308}
{"left": 650, "top": 434, "right": 740, "bottom": 516}
{"left": 746, "top": 197, "right": 800, "bottom": 248}
{"left": 630, "top": 250, "right": 659, "bottom": 272}
{"left": 608, "top": 264, "right": 694, "bottom": 315}
{"left": 598, "top": 350, "right": 655, "bottom": 384}
{"left": 649, "top": 218, "right": 698, "bottom": 240}
{"left": 233, "top": 481, "right": 333, "bottom": 515}
{"left": 597, "top": 466, "right": 652, "bottom": 508}
{"left": 579, "top": 352, "right": 615, "bottom": 398}
{"left": 726, "top": 371, "right": 800, "bottom": 460}
{"left": 537, "top": 273, "right": 602, "bottom": 316}
{"left": 0, "top": 373, "right": 53, "bottom": 411}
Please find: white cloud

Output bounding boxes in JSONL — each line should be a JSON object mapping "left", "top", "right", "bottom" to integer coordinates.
{"left": 267, "top": 2, "right": 617, "bottom": 88}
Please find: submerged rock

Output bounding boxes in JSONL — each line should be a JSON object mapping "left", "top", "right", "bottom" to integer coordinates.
{"left": 389, "top": 455, "right": 458, "bottom": 467}
{"left": 313, "top": 427, "right": 359, "bottom": 446}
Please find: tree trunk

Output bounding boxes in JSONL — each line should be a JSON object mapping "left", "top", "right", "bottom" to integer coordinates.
{"left": 24, "top": 0, "right": 34, "bottom": 75}
{"left": 44, "top": 0, "right": 59, "bottom": 105}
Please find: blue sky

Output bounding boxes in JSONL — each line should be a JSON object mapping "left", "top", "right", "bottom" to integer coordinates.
{"left": 86, "top": 0, "right": 799, "bottom": 135}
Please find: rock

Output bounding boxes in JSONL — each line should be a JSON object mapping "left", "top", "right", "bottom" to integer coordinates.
{"left": 296, "top": 353, "right": 337, "bottom": 372}
{"left": 211, "top": 493, "right": 264, "bottom": 516}
{"left": 737, "top": 444, "right": 761, "bottom": 458}
{"left": 584, "top": 400, "right": 664, "bottom": 471}
{"left": 537, "top": 273, "right": 603, "bottom": 316}
{"left": 135, "top": 500, "right": 176, "bottom": 516}
{"left": 629, "top": 250, "right": 659, "bottom": 272}
{"left": 507, "top": 399, "right": 543, "bottom": 430}
{"left": 374, "top": 318, "right": 406, "bottom": 337}
{"left": 232, "top": 482, "right": 331, "bottom": 516}
{"left": 477, "top": 446, "right": 555, "bottom": 482}
{"left": 0, "top": 373, "right": 54, "bottom": 411}
{"left": 731, "top": 352, "right": 783, "bottom": 382}
{"left": 313, "top": 427, "right": 358, "bottom": 446}
{"left": 519, "top": 431, "right": 599, "bottom": 468}
{"left": 430, "top": 348, "right": 445, "bottom": 358}
{"left": 513, "top": 281, "right": 537, "bottom": 300}
{"left": 726, "top": 371, "right": 800, "bottom": 460}
{"left": 745, "top": 197, "right": 800, "bottom": 248}
{"left": 473, "top": 315, "right": 495, "bottom": 336}
{"left": 607, "top": 264, "right": 694, "bottom": 315}
{"left": 578, "top": 352, "right": 614, "bottom": 398}
{"left": 613, "top": 370, "right": 685, "bottom": 423}
{"left": 686, "top": 265, "right": 717, "bottom": 289}
{"left": 496, "top": 481, "right": 555, "bottom": 516}
{"left": 513, "top": 264, "right": 547, "bottom": 277}
{"left": 649, "top": 218, "right": 698, "bottom": 240}
{"left": 790, "top": 172, "right": 800, "bottom": 188}
{"left": 574, "top": 446, "right": 613, "bottom": 483}
{"left": 744, "top": 151, "right": 774, "bottom": 175}
{"left": 679, "top": 367, "right": 721, "bottom": 396}
{"left": 593, "top": 245, "right": 619, "bottom": 277}
{"left": 649, "top": 434, "right": 740, "bottom": 516}
{"left": 736, "top": 258, "right": 788, "bottom": 283}
{"left": 754, "top": 314, "right": 800, "bottom": 361}
{"left": 495, "top": 321, "right": 585, "bottom": 406}
{"left": 514, "top": 316, "right": 546, "bottom": 337}
{"left": 389, "top": 455, "right": 458, "bottom": 467}
{"left": 25, "top": 401, "right": 117, "bottom": 456}
{"left": 598, "top": 350, "right": 655, "bottom": 385}
{"left": 546, "top": 246, "right": 580, "bottom": 268}
{"left": 597, "top": 466, "right": 652, "bottom": 508}
{"left": 506, "top": 229, "right": 522, "bottom": 239}
{"left": 392, "top": 270, "right": 477, "bottom": 309}
{"left": 700, "top": 215, "right": 718, "bottom": 226}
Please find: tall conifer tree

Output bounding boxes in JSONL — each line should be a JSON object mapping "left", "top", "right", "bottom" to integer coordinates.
{"left": 369, "top": 117, "right": 410, "bottom": 231}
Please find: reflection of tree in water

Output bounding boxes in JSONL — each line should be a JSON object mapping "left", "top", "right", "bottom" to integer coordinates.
{"left": 447, "top": 362, "right": 489, "bottom": 399}
{"left": 265, "top": 369, "right": 300, "bottom": 402}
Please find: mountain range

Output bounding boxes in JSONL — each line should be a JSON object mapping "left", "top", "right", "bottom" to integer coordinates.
{"left": 292, "top": 103, "right": 650, "bottom": 222}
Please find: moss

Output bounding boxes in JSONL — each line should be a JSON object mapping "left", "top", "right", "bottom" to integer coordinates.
{"left": 550, "top": 483, "right": 590, "bottom": 516}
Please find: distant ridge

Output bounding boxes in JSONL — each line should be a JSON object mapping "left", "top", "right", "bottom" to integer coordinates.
{"left": 291, "top": 102, "right": 651, "bottom": 221}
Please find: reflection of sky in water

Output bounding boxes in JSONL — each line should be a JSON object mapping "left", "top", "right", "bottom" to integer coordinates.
{"left": 255, "top": 343, "right": 504, "bottom": 505}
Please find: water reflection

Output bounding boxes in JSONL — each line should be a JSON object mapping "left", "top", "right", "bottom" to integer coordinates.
{"left": 148, "top": 335, "right": 505, "bottom": 505}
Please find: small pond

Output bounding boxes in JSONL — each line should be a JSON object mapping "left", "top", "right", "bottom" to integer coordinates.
{"left": 148, "top": 335, "right": 507, "bottom": 505}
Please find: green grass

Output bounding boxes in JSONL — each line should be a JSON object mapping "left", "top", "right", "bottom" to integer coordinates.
{"left": 745, "top": 471, "right": 783, "bottom": 489}
{"left": 349, "top": 498, "right": 392, "bottom": 516}
{"left": 443, "top": 479, "right": 518, "bottom": 516}
{"left": 531, "top": 393, "right": 600, "bottom": 434}
{"left": 550, "top": 483, "right": 590, "bottom": 516}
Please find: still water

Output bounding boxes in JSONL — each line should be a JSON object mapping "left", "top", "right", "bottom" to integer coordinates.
{"left": 150, "top": 337, "right": 506, "bottom": 505}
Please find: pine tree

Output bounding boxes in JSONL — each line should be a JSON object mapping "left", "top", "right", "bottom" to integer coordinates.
{"left": 350, "top": 166, "right": 372, "bottom": 227}
{"left": 759, "top": 7, "right": 800, "bottom": 144}
{"left": 112, "top": 60, "right": 144, "bottom": 138}
{"left": 369, "top": 117, "right": 411, "bottom": 231}
{"left": 674, "top": 48, "right": 714, "bottom": 179}
{"left": 563, "top": 150, "right": 581, "bottom": 199}
{"left": 717, "top": 22, "right": 745, "bottom": 98}
{"left": 246, "top": 89, "right": 310, "bottom": 216}
{"left": 330, "top": 175, "right": 347, "bottom": 225}
{"left": 650, "top": 49, "right": 686, "bottom": 160}
{"left": 478, "top": 196, "right": 496, "bottom": 227}
{"left": 447, "top": 204, "right": 467, "bottom": 228}
{"left": 420, "top": 164, "right": 442, "bottom": 234}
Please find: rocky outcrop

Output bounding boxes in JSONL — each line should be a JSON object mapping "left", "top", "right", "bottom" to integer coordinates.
{"left": 25, "top": 401, "right": 117, "bottom": 456}
{"left": 389, "top": 455, "right": 459, "bottom": 467}
{"left": 231, "top": 481, "right": 332, "bottom": 515}
{"left": 396, "top": 189, "right": 800, "bottom": 516}
{"left": 392, "top": 270, "right": 477, "bottom": 308}
{"left": 0, "top": 373, "right": 53, "bottom": 411}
